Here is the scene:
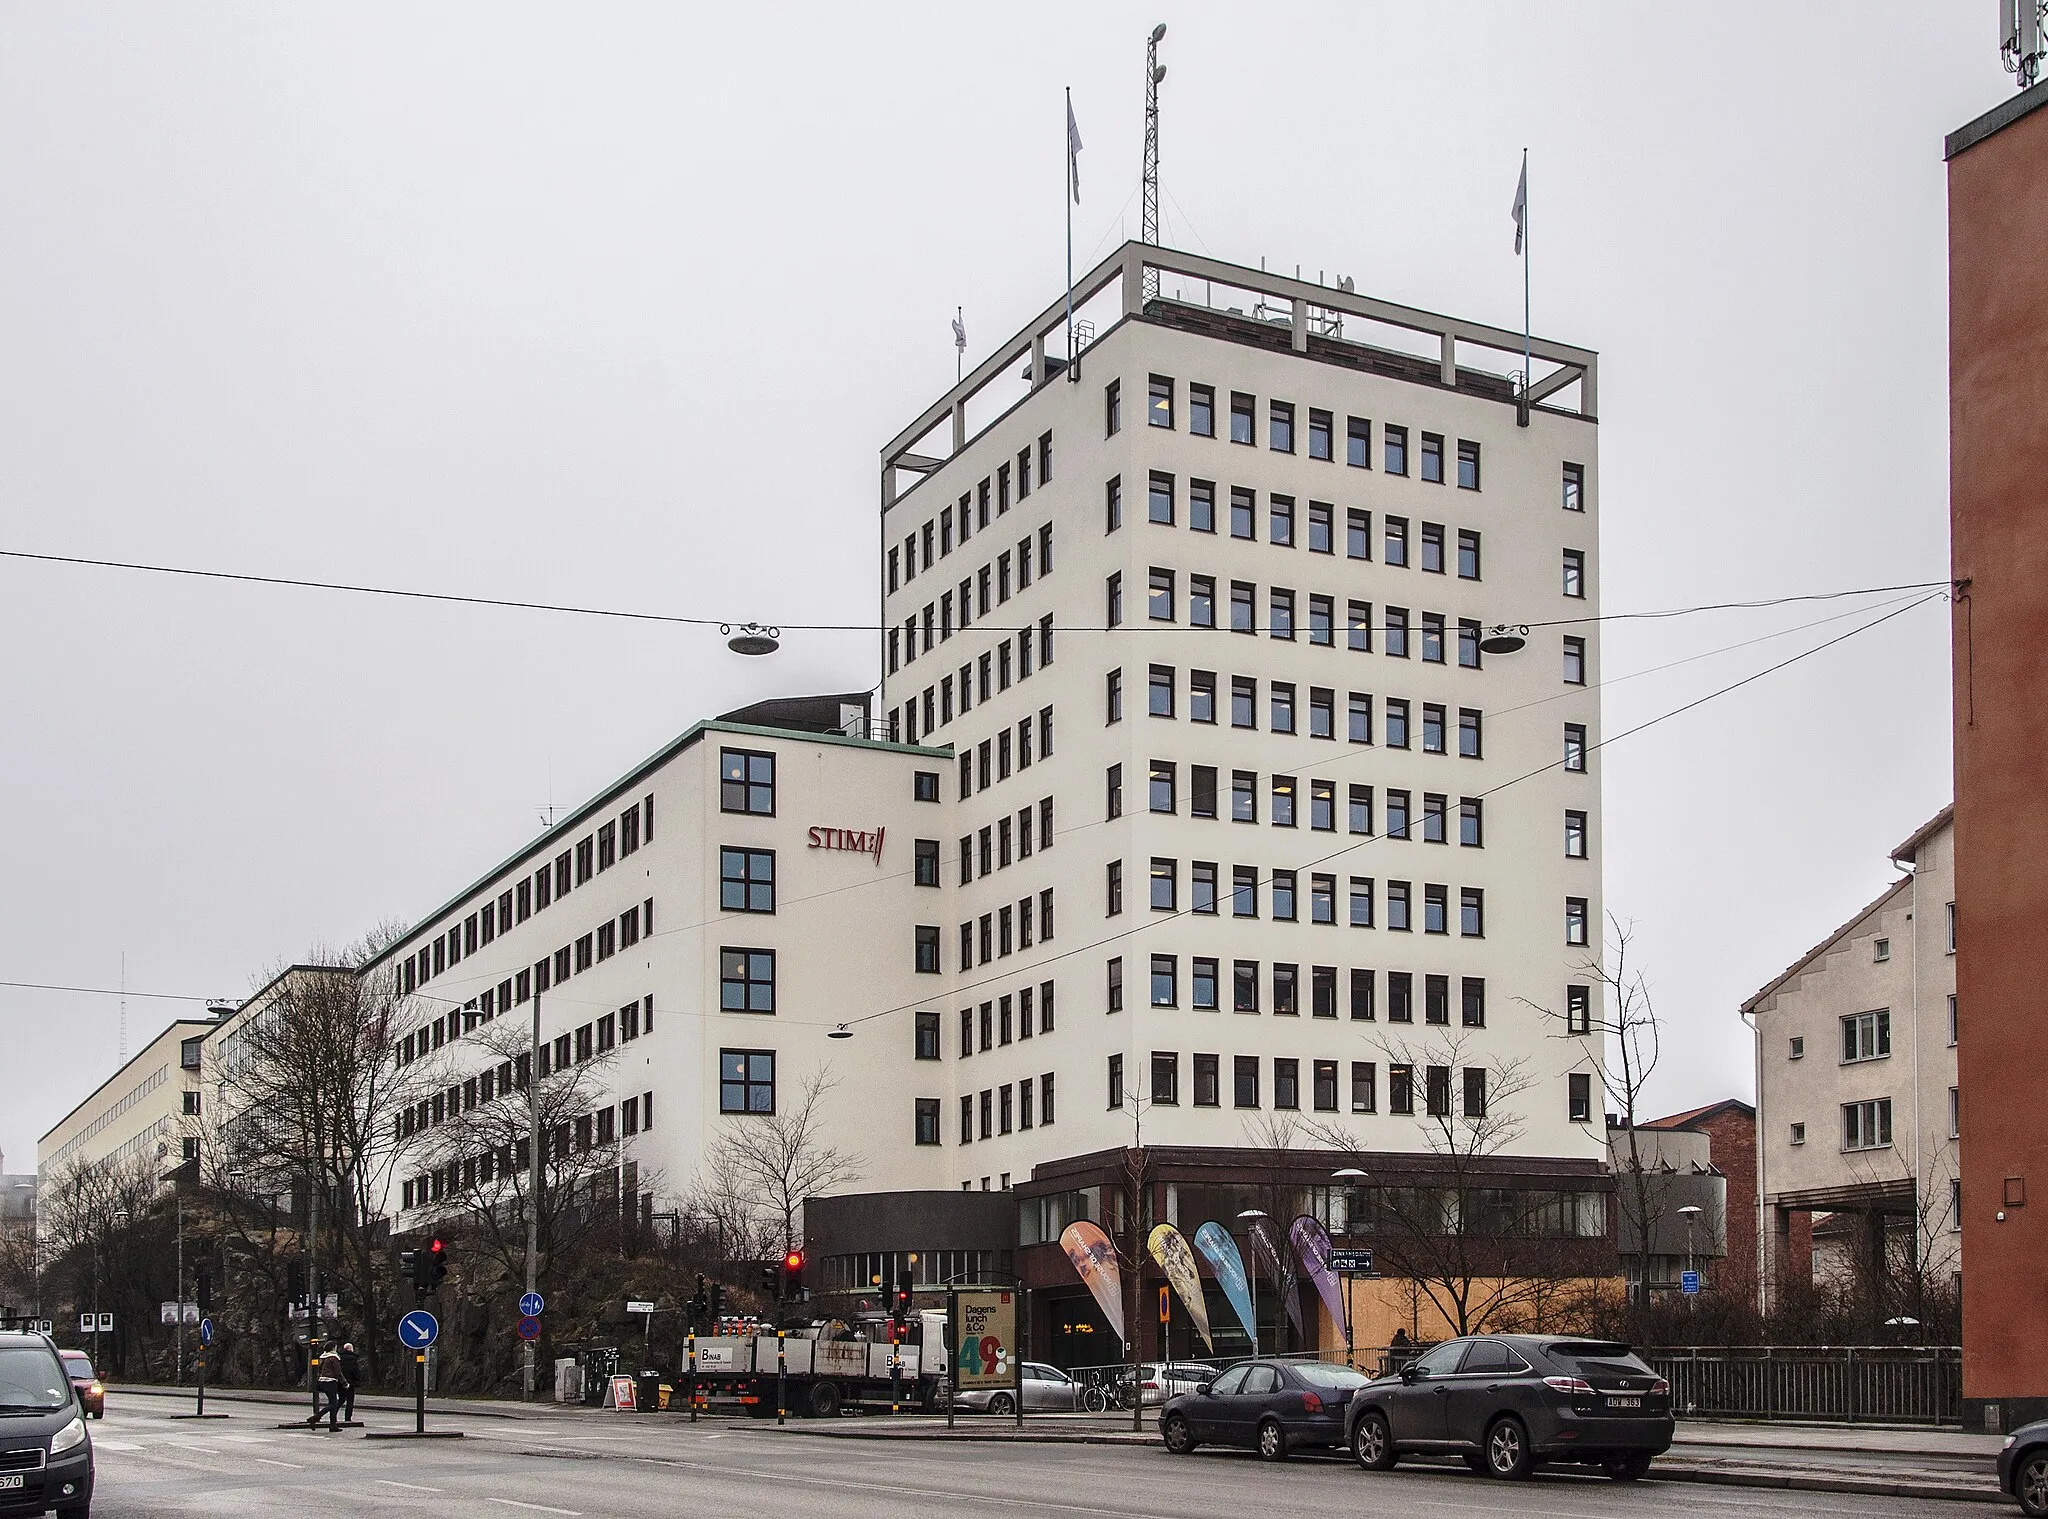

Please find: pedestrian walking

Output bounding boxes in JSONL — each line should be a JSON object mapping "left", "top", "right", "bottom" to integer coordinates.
{"left": 310, "top": 1347, "right": 345, "bottom": 1430}
{"left": 338, "top": 1342, "right": 360, "bottom": 1425}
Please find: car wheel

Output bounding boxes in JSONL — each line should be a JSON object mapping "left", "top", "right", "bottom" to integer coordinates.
{"left": 1484, "top": 1416, "right": 1534, "bottom": 1480}
{"left": 1162, "top": 1413, "right": 1197, "bottom": 1455}
{"left": 1603, "top": 1452, "right": 1654, "bottom": 1482}
{"left": 987, "top": 1392, "right": 1015, "bottom": 1417}
{"left": 2017, "top": 1450, "right": 2048, "bottom": 1518}
{"left": 1257, "top": 1418, "right": 1288, "bottom": 1462}
{"left": 807, "top": 1381, "right": 841, "bottom": 1419}
{"left": 1351, "top": 1411, "right": 1396, "bottom": 1470}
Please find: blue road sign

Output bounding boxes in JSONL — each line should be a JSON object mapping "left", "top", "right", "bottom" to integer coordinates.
{"left": 517, "top": 1316, "right": 541, "bottom": 1342}
{"left": 519, "top": 1291, "right": 545, "bottom": 1318}
{"left": 199, "top": 1318, "right": 214, "bottom": 1347}
{"left": 398, "top": 1310, "right": 440, "bottom": 1350}
{"left": 1680, "top": 1270, "right": 1701, "bottom": 1296}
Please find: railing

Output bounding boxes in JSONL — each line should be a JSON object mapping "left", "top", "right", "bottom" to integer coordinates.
{"left": 1646, "top": 1346, "right": 1963, "bottom": 1426}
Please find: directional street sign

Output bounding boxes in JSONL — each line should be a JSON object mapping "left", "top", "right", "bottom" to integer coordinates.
{"left": 398, "top": 1310, "right": 440, "bottom": 1350}
{"left": 199, "top": 1318, "right": 214, "bottom": 1347}
{"left": 519, "top": 1292, "right": 545, "bottom": 1318}
{"left": 516, "top": 1316, "right": 541, "bottom": 1342}
{"left": 625, "top": 1300, "right": 655, "bottom": 1316}
{"left": 1680, "top": 1270, "right": 1702, "bottom": 1296}
{"left": 1329, "top": 1249, "right": 1376, "bottom": 1274}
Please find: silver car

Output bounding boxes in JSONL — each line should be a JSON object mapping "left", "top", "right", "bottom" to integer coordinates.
{"left": 953, "top": 1361, "right": 1080, "bottom": 1415}
{"left": 1140, "top": 1361, "right": 1223, "bottom": 1406}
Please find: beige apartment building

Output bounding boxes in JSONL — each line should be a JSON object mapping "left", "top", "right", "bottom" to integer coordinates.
{"left": 37, "top": 1016, "right": 220, "bottom": 1208}
{"left": 1746, "top": 807, "right": 1958, "bottom": 1307}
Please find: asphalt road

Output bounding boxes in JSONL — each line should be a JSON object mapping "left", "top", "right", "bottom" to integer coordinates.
{"left": 85, "top": 1400, "right": 1975, "bottom": 1519}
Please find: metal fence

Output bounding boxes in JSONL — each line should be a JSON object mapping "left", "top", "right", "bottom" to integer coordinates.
{"left": 1646, "top": 1346, "right": 1963, "bottom": 1426}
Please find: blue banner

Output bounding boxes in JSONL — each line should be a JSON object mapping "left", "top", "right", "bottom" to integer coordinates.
{"left": 1192, "top": 1221, "right": 1257, "bottom": 1350}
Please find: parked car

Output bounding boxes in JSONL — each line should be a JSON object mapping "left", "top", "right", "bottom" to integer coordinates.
{"left": 55, "top": 1355, "right": 100, "bottom": 1421}
{"left": 1139, "top": 1362, "right": 1222, "bottom": 1406}
{"left": 0, "top": 1331, "right": 95, "bottom": 1517}
{"left": 1160, "top": 1359, "right": 1369, "bottom": 1460}
{"left": 953, "top": 1362, "right": 1079, "bottom": 1415}
{"left": 1344, "top": 1335, "right": 1673, "bottom": 1481}
{"left": 1999, "top": 1415, "right": 2048, "bottom": 1516}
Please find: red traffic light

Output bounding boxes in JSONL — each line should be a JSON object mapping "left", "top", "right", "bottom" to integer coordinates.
{"left": 783, "top": 1249, "right": 804, "bottom": 1272}
{"left": 429, "top": 1239, "right": 445, "bottom": 1256}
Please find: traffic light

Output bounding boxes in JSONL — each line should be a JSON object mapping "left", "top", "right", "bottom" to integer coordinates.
{"left": 709, "top": 1280, "right": 724, "bottom": 1321}
{"left": 398, "top": 1250, "right": 417, "bottom": 1290}
{"left": 287, "top": 1260, "right": 307, "bottom": 1302}
{"left": 760, "top": 1262, "right": 778, "bottom": 1297}
{"left": 196, "top": 1270, "right": 212, "bottom": 1317}
{"left": 424, "top": 1238, "right": 448, "bottom": 1293}
{"left": 689, "top": 1274, "right": 707, "bottom": 1329}
{"left": 781, "top": 1249, "right": 805, "bottom": 1300}
{"left": 892, "top": 1267, "right": 914, "bottom": 1326}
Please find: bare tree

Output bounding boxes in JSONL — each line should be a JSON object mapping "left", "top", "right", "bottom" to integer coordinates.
{"left": 692, "top": 1067, "right": 862, "bottom": 1262}
{"left": 1525, "top": 913, "right": 1664, "bottom": 1342}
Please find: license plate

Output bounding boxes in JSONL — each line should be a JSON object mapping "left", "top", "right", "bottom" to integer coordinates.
{"left": 0, "top": 1475, "right": 22, "bottom": 1491}
{"left": 1607, "top": 1396, "right": 1641, "bottom": 1409}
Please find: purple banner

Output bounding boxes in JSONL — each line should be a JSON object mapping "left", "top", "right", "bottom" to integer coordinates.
{"left": 1290, "top": 1214, "right": 1347, "bottom": 1340}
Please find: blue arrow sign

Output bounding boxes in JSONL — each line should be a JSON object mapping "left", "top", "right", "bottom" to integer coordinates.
{"left": 398, "top": 1310, "right": 440, "bottom": 1349}
{"left": 199, "top": 1318, "right": 214, "bottom": 1347}
{"left": 1680, "top": 1270, "right": 1701, "bottom": 1296}
{"left": 519, "top": 1291, "right": 545, "bottom": 1318}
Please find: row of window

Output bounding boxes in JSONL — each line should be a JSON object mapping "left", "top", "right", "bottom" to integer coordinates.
{"left": 1109, "top": 1050, "right": 1504, "bottom": 1121}
{"left": 1110, "top": 569, "right": 1505, "bottom": 664}
{"left": 1105, "top": 957, "right": 1549, "bottom": 1025}
{"left": 1109, "top": 857, "right": 1493, "bottom": 934}
{"left": 398, "top": 999, "right": 654, "bottom": 1144}
{"left": 396, "top": 923, "right": 652, "bottom": 1068}
{"left": 951, "top": 981, "right": 1057, "bottom": 1056}
{"left": 400, "top": 1094, "right": 654, "bottom": 1210}
{"left": 955, "top": 1073, "right": 1058, "bottom": 1143}
{"left": 953, "top": 889, "right": 1057, "bottom": 968}
{"left": 1109, "top": 374, "right": 1588, "bottom": 513}
{"left": 955, "top": 799, "right": 1054, "bottom": 881}
{"left": 896, "top": 622, "right": 1054, "bottom": 742}
{"left": 892, "top": 430, "right": 1055, "bottom": 588}
{"left": 1116, "top": 671, "right": 1488, "bottom": 751}
{"left": 891, "top": 534, "right": 1055, "bottom": 661}
{"left": 1788, "top": 1096, "right": 1897, "bottom": 1153}
{"left": 400, "top": 794, "right": 656, "bottom": 995}
{"left": 954, "top": 709, "right": 1055, "bottom": 797}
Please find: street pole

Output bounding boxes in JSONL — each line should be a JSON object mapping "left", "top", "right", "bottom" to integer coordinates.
{"left": 175, "top": 1190, "right": 184, "bottom": 1387}
{"left": 524, "top": 992, "right": 541, "bottom": 1401}
{"left": 945, "top": 1286, "right": 956, "bottom": 1431}
{"left": 415, "top": 1351, "right": 426, "bottom": 1434}
{"left": 306, "top": 1110, "right": 323, "bottom": 1428}
{"left": 776, "top": 1330, "right": 787, "bottom": 1425}
{"left": 687, "top": 1332, "right": 697, "bottom": 1425}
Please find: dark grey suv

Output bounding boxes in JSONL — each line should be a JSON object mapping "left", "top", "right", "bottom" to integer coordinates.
{"left": 0, "top": 1333, "right": 94, "bottom": 1517}
{"left": 1346, "top": 1335, "right": 1672, "bottom": 1481}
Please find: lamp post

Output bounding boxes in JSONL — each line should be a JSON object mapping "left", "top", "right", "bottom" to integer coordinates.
{"left": 1236, "top": 1209, "right": 1266, "bottom": 1357}
{"left": 1333, "top": 1169, "right": 1369, "bottom": 1368}
{"left": 1677, "top": 1204, "right": 1703, "bottom": 1315}
{"left": 524, "top": 991, "right": 542, "bottom": 1401}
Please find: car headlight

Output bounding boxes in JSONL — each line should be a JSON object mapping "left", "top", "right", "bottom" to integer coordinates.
{"left": 2005, "top": 1436, "right": 2017, "bottom": 1451}
{"left": 90, "top": 1383, "right": 103, "bottom": 1396}
{"left": 49, "top": 1416, "right": 87, "bottom": 1457}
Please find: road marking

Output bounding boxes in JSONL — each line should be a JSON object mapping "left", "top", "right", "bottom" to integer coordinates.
{"left": 375, "top": 1480, "right": 444, "bottom": 1493}
{"left": 255, "top": 1457, "right": 306, "bottom": 1469}
{"left": 485, "top": 1500, "right": 581, "bottom": 1516}
{"left": 92, "top": 1439, "right": 139, "bottom": 1450}
{"left": 166, "top": 1442, "right": 222, "bottom": 1453}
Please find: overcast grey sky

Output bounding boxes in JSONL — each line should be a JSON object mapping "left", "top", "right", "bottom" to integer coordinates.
{"left": 0, "top": 4, "right": 1997, "bottom": 1169}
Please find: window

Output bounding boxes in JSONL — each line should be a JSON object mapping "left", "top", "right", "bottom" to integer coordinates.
{"left": 1563, "top": 636, "right": 1587, "bottom": 684}
{"left": 1424, "top": 884, "right": 1448, "bottom": 934}
{"left": 1567, "top": 985, "right": 1592, "bottom": 1036}
{"left": 1230, "top": 487, "right": 1255, "bottom": 539}
{"left": 1387, "top": 881, "right": 1411, "bottom": 932}
{"left": 1230, "top": 391, "right": 1254, "bottom": 444}
{"left": 1107, "top": 572, "right": 1123, "bottom": 627}
{"left": 1107, "top": 955, "right": 1125, "bottom": 1012}
{"left": 1148, "top": 472, "right": 1175, "bottom": 525}
{"left": 1149, "top": 663, "right": 1175, "bottom": 716}
{"left": 1190, "top": 1053, "right": 1220, "bottom": 1106}
{"left": 719, "top": 1049, "right": 776, "bottom": 1114}
{"left": 1947, "top": 901, "right": 1956, "bottom": 953}
{"left": 915, "top": 925, "right": 941, "bottom": 973}
{"left": 1789, "top": 1035, "right": 1805, "bottom": 1059}
{"left": 1191, "top": 765, "right": 1217, "bottom": 818}
{"left": 1150, "top": 857, "right": 1177, "bottom": 910}
{"left": 1187, "top": 571, "right": 1217, "bottom": 627}
{"left": 1190, "top": 383, "right": 1214, "bottom": 436}
{"left": 1271, "top": 774, "right": 1297, "bottom": 827}
{"left": 1563, "top": 548, "right": 1586, "bottom": 598}
{"left": 1308, "top": 501, "right": 1333, "bottom": 554}
{"left": 1843, "top": 1097, "right": 1894, "bottom": 1151}
{"left": 1106, "top": 762, "right": 1123, "bottom": 819}
{"left": 1564, "top": 810, "right": 1588, "bottom": 858}
{"left": 1270, "top": 400, "right": 1295, "bottom": 452}
{"left": 1349, "top": 693, "right": 1373, "bottom": 745}
{"left": 1565, "top": 722, "right": 1588, "bottom": 772}
{"left": 1311, "top": 962, "right": 1337, "bottom": 1013}
{"left": 1151, "top": 954, "right": 1178, "bottom": 1006}
{"left": 1148, "top": 374, "right": 1174, "bottom": 429}
{"left": 1105, "top": 379, "right": 1121, "bottom": 435}
{"left": 1349, "top": 877, "right": 1374, "bottom": 928}
{"left": 1461, "top": 888, "right": 1485, "bottom": 938}
{"left": 1384, "top": 515, "right": 1409, "bottom": 566}
{"left": 914, "top": 770, "right": 940, "bottom": 803}
{"left": 1460, "top": 797, "right": 1484, "bottom": 848}
{"left": 1389, "top": 1063, "right": 1415, "bottom": 1114}
{"left": 1384, "top": 424, "right": 1408, "bottom": 475}
{"left": 1269, "top": 494, "right": 1295, "bottom": 546}
{"left": 1274, "top": 1057, "right": 1300, "bottom": 1109}
{"left": 1790, "top": 1122, "right": 1806, "bottom": 1145}
{"left": 1568, "top": 1072, "right": 1592, "bottom": 1123}
{"left": 1420, "top": 432, "right": 1444, "bottom": 483}
{"left": 1190, "top": 669, "right": 1216, "bottom": 723}
{"left": 1387, "top": 699, "right": 1410, "bottom": 749}
{"left": 1462, "top": 976, "right": 1487, "bottom": 1027}
{"left": 1271, "top": 683, "right": 1296, "bottom": 735}
{"left": 1231, "top": 580, "right": 1254, "bottom": 632}
{"left": 1420, "top": 522, "right": 1445, "bottom": 573}
{"left": 1105, "top": 475, "right": 1122, "bottom": 532}
{"left": 720, "top": 748, "right": 775, "bottom": 815}
{"left": 1386, "top": 608, "right": 1410, "bottom": 659}
{"left": 1841, "top": 1009, "right": 1891, "bottom": 1063}
{"left": 1309, "top": 596, "right": 1334, "bottom": 649}
{"left": 1950, "top": 1085, "right": 1960, "bottom": 1139}
{"left": 1346, "top": 416, "right": 1371, "bottom": 468}
{"left": 1232, "top": 771, "right": 1257, "bottom": 825}
{"left": 1234, "top": 1055, "right": 1260, "bottom": 1108}
{"left": 1458, "top": 709, "right": 1482, "bottom": 758}
{"left": 1873, "top": 937, "right": 1891, "bottom": 963}
{"left": 1310, "top": 778, "right": 1336, "bottom": 831}
{"left": 1106, "top": 859, "right": 1124, "bottom": 916}
{"left": 1387, "top": 789, "right": 1410, "bottom": 838}
{"left": 720, "top": 848, "right": 776, "bottom": 913}
{"left": 915, "top": 1098, "right": 941, "bottom": 1146}
{"left": 914, "top": 838, "right": 940, "bottom": 887}
{"left": 1562, "top": 461, "right": 1584, "bottom": 512}
{"left": 1151, "top": 1050, "right": 1180, "bottom": 1105}
{"left": 916, "top": 1011, "right": 941, "bottom": 1060}
{"left": 1272, "top": 870, "right": 1298, "bottom": 921}
{"left": 1462, "top": 1067, "right": 1488, "bottom": 1118}
{"left": 1948, "top": 994, "right": 1958, "bottom": 1047}
{"left": 1106, "top": 669, "right": 1123, "bottom": 724}
{"left": 1565, "top": 897, "right": 1590, "bottom": 946}
{"left": 1233, "top": 958, "right": 1259, "bottom": 1010}
{"left": 720, "top": 949, "right": 776, "bottom": 1013}
{"left": 1270, "top": 588, "right": 1295, "bottom": 640}
{"left": 1108, "top": 1053, "right": 1125, "bottom": 1110}
{"left": 1457, "top": 439, "right": 1481, "bottom": 490}
{"left": 1351, "top": 1060, "right": 1377, "bottom": 1111}
{"left": 1422, "top": 703, "right": 1446, "bottom": 753}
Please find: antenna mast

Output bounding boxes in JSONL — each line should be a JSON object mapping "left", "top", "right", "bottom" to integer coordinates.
{"left": 1142, "top": 24, "right": 1167, "bottom": 303}
{"left": 2004, "top": 0, "right": 2045, "bottom": 86}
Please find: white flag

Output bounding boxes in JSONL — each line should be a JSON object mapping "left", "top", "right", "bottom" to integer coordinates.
{"left": 1067, "top": 95, "right": 1084, "bottom": 204}
{"left": 952, "top": 313, "right": 966, "bottom": 351}
{"left": 1511, "top": 157, "right": 1527, "bottom": 255}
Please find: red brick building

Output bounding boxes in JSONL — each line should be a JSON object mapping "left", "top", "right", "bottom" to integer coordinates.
{"left": 1638, "top": 1099, "right": 1778, "bottom": 1303}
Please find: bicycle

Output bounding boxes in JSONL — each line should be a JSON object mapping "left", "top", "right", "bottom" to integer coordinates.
{"left": 1080, "top": 1365, "right": 1135, "bottom": 1413}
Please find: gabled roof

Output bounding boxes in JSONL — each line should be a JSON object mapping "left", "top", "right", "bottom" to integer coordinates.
{"left": 1739, "top": 873, "right": 1910, "bottom": 1017}
{"left": 1641, "top": 1098, "right": 1755, "bottom": 1132}
{"left": 1890, "top": 804, "right": 1954, "bottom": 866}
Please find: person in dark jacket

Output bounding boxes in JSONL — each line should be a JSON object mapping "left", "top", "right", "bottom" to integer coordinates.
{"left": 310, "top": 1348, "right": 345, "bottom": 1430}
{"left": 338, "top": 1343, "right": 360, "bottom": 1425}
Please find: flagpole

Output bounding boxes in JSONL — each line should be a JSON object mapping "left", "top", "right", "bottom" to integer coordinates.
{"left": 1520, "top": 148, "right": 1531, "bottom": 414}
{"left": 1065, "top": 87, "right": 1076, "bottom": 382}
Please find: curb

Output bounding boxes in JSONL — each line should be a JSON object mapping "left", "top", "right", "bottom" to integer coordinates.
{"left": 114, "top": 1385, "right": 532, "bottom": 1421}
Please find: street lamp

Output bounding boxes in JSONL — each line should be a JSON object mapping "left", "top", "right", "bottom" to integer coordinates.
{"left": 1677, "top": 1204, "right": 1703, "bottom": 1311}
{"left": 1330, "top": 1171, "right": 1368, "bottom": 1367}
{"left": 1236, "top": 1209, "right": 1266, "bottom": 1357}
{"left": 722, "top": 623, "right": 781, "bottom": 656}
{"left": 1479, "top": 624, "right": 1530, "bottom": 655}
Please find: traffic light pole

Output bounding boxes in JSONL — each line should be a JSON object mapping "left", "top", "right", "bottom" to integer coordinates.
{"left": 524, "top": 991, "right": 541, "bottom": 1402}
{"left": 775, "top": 1331, "right": 787, "bottom": 1426}
{"left": 687, "top": 1333, "right": 697, "bottom": 1424}
{"left": 415, "top": 1351, "right": 427, "bottom": 1434}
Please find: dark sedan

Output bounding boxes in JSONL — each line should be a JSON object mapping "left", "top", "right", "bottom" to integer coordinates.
{"left": 1160, "top": 1360, "right": 1369, "bottom": 1461}
{"left": 1345, "top": 1335, "right": 1673, "bottom": 1481}
{"left": 2000, "top": 1416, "right": 2048, "bottom": 1516}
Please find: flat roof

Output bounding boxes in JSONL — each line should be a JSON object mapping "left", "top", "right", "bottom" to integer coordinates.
{"left": 1946, "top": 76, "right": 2048, "bottom": 160}
{"left": 38, "top": 1017, "right": 219, "bottom": 1145}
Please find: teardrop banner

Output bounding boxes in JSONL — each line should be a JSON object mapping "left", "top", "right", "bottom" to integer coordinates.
{"left": 1058, "top": 1220, "right": 1125, "bottom": 1342}
{"left": 1248, "top": 1215, "right": 1305, "bottom": 1347}
{"left": 1147, "top": 1224, "right": 1214, "bottom": 1354}
{"left": 1289, "top": 1214, "right": 1348, "bottom": 1340}
{"left": 1190, "top": 1221, "right": 1257, "bottom": 1349}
